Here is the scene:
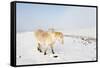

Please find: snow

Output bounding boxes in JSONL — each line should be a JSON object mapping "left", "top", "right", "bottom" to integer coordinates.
{"left": 16, "top": 32, "right": 96, "bottom": 65}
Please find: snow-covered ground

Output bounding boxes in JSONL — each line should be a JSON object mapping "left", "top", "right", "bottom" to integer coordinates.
{"left": 16, "top": 32, "right": 96, "bottom": 65}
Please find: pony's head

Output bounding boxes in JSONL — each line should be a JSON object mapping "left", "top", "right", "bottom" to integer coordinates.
{"left": 54, "top": 32, "right": 64, "bottom": 45}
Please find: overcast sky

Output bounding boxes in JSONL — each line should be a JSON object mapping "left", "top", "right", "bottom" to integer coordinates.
{"left": 16, "top": 3, "right": 96, "bottom": 34}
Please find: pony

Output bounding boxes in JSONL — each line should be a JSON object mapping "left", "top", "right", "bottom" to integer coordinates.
{"left": 34, "top": 29, "right": 64, "bottom": 55}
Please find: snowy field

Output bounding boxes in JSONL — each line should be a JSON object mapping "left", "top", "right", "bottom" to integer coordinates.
{"left": 16, "top": 32, "right": 96, "bottom": 65}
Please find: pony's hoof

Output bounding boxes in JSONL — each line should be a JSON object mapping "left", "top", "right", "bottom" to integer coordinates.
{"left": 40, "top": 50, "right": 42, "bottom": 53}
{"left": 53, "top": 55, "right": 58, "bottom": 58}
{"left": 44, "top": 52, "right": 46, "bottom": 55}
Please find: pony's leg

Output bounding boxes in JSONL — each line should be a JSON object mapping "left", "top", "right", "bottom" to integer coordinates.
{"left": 37, "top": 43, "right": 42, "bottom": 52}
{"left": 44, "top": 48, "right": 47, "bottom": 55}
{"left": 50, "top": 43, "right": 55, "bottom": 54}
{"left": 44, "top": 45, "right": 49, "bottom": 55}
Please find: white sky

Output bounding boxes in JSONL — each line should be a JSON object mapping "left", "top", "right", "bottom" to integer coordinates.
{"left": 16, "top": 3, "right": 96, "bottom": 37}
